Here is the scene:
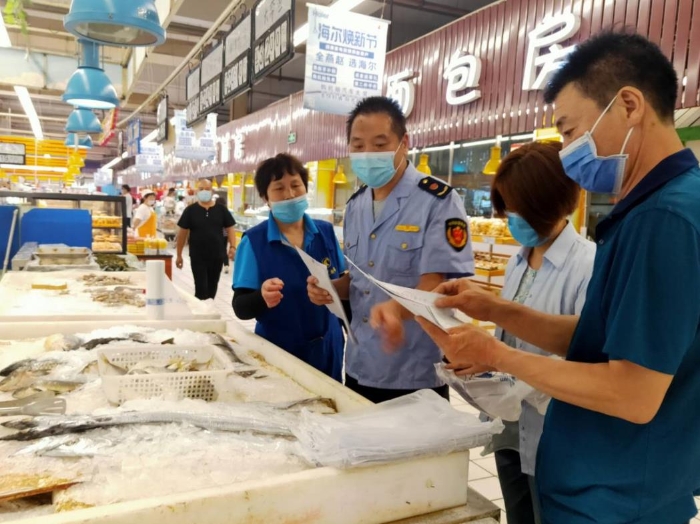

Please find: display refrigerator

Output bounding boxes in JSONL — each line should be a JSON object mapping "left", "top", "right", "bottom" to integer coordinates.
{"left": 0, "top": 192, "right": 127, "bottom": 255}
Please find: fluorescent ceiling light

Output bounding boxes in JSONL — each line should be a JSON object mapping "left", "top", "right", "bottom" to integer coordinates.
{"left": 14, "top": 87, "right": 43, "bottom": 140}
{"left": 293, "top": 0, "right": 365, "bottom": 47}
{"left": 0, "top": 164, "right": 67, "bottom": 173}
{"left": 103, "top": 152, "right": 127, "bottom": 169}
{"left": 0, "top": 13, "right": 10, "bottom": 47}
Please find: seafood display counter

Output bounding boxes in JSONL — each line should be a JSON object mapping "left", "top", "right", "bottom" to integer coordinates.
{"left": 0, "top": 322, "right": 500, "bottom": 524}
{"left": 0, "top": 270, "right": 219, "bottom": 322}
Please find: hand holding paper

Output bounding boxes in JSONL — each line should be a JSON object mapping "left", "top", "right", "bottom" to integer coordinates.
{"left": 345, "top": 256, "right": 470, "bottom": 332}
{"left": 295, "top": 247, "right": 357, "bottom": 344}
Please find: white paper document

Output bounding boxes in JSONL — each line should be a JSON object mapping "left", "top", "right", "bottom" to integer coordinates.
{"left": 344, "top": 256, "right": 470, "bottom": 332}
{"left": 295, "top": 247, "right": 357, "bottom": 343}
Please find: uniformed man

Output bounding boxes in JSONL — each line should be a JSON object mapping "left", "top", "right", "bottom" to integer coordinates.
{"left": 308, "top": 96, "right": 474, "bottom": 403}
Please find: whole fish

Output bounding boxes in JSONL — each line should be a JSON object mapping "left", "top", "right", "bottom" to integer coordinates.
{"left": 12, "top": 380, "right": 85, "bottom": 399}
{"left": 207, "top": 333, "right": 246, "bottom": 364}
{"left": 14, "top": 435, "right": 113, "bottom": 458}
{"left": 81, "top": 333, "right": 149, "bottom": 351}
{"left": 0, "top": 371, "right": 38, "bottom": 392}
{"left": 0, "top": 407, "right": 298, "bottom": 441}
{"left": 43, "top": 334, "right": 83, "bottom": 352}
{"left": 0, "top": 358, "right": 62, "bottom": 377}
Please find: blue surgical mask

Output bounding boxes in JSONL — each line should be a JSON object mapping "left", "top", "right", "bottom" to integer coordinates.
{"left": 507, "top": 213, "right": 547, "bottom": 247}
{"left": 197, "top": 190, "right": 212, "bottom": 203}
{"left": 559, "top": 96, "right": 634, "bottom": 194}
{"left": 270, "top": 194, "right": 309, "bottom": 224}
{"left": 349, "top": 143, "right": 404, "bottom": 189}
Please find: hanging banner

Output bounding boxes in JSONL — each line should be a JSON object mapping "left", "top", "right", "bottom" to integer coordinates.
{"left": 156, "top": 95, "right": 169, "bottom": 144}
{"left": 303, "top": 4, "right": 389, "bottom": 116}
{"left": 223, "top": 13, "right": 253, "bottom": 102}
{"left": 199, "top": 42, "right": 224, "bottom": 119}
{"left": 125, "top": 119, "right": 141, "bottom": 158}
{"left": 185, "top": 66, "right": 201, "bottom": 128}
{"left": 252, "top": 0, "right": 294, "bottom": 83}
{"left": 98, "top": 108, "right": 118, "bottom": 147}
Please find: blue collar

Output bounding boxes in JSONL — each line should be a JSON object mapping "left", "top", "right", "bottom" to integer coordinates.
{"left": 516, "top": 221, "right": 579, "bottom": 270}
{"left": 597, "top": 149, "right": 699, "bottom": 238}
{"left": 266, "top": 213, "right": 318, "bottom": 245}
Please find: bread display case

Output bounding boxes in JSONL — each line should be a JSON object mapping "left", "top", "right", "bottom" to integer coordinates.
{"left": 0, "top": 192, "right": 127, "bottom": 254}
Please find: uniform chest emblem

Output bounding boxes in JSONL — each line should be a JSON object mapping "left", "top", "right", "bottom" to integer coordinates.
{"left": 445, "top": 218, "right": 468, "bottom": 251}
{"left": 322, "top": 257, "right": 337, "bottom": 275}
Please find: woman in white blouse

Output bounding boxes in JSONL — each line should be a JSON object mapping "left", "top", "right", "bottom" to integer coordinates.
{"left": 485, "top": 141, "right": 596, "bottom": 524}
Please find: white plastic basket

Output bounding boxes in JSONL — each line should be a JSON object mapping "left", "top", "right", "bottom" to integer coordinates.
{"left": 96, "top": 345, "right": 234, "bottom": 404}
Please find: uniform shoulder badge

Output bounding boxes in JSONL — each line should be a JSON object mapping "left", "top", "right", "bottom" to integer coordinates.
{"left": 347, "top": 184, "right": 368, "bottom": 204}
{"left": 418, "top": 177, "right": 452, "bottom": 199}
{"left": 445, "top": 218, "right": 468, "bottom": 252}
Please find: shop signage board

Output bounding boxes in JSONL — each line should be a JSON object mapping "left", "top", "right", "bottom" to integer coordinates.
{"left": 125, "top": 119, "right": 141, "bottom": 158}
{"left": 156, "top": 95, "right": 169, "bottom": 144}
{"left": 252, "top": 0, "right": 295, "bottom": 83}
{"left": 217, "top": 0, "right": 700, "bottom": 171}
{"left": 185, "top": 66, "right": 201, "bottom": 128}
{"left": 0, "top": 142, "right": 25, "bottom": 165}
{"left": 223, "top": 13, "right": 253, "bottom": 102}
{"left": 303, "top": 4, "right": 390, "bottom": 116}
{"left": 199, "top": 42, "right": 224, "bottom": 119}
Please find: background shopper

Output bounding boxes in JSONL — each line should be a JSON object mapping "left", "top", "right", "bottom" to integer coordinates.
{"left": 132, "top": 192, "right": 157, "bottom": 238}
{"left": 176, "top": 179, "right": 236, "bottom": 300}
{"left": 121, "top": 185, "right": 133, "bottom": 228}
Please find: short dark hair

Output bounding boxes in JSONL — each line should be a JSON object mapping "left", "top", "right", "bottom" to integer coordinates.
{"left": 255, "top": 153, "right": 308, "bottom": 199}
{"left": 168, "top": 188, "right": 175, "bottom": 193}
{"left": 491, "top": 142, "right": 580, "bottom": 238}
{"left": 347, "top": 96, "right": 407, "bottom": 142}
{"left": 122, "top": 184, "right": 130, "bottom": 192}
{"left": 544, "top": 32, "right": 677, "bottom": 122}
{"left": 143, "top": 192, "right": 156, "bottom": 200}
{"left": 178, "top": 196, "right": 184, "bottom": 201}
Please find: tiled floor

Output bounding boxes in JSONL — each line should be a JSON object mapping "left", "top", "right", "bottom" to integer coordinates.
{"left": 173, "top": 252, "right": 700, "bottom": 524}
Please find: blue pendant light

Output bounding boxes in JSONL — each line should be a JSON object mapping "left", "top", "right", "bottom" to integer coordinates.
{"left": 65, "top": 133, "right": 93, "bottom": 149}
{"left": 62, "top": 40, "right": 119, "bottom": 110}
{"left": 66, "top": 109, "right": 103, "bottom": 134}
{"left": 64, "top": 0, "right": 166, "bottom": 47}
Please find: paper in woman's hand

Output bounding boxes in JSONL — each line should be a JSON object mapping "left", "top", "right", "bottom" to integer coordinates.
{"left": 294, "top": 247, "right": 357, "bottom": 343}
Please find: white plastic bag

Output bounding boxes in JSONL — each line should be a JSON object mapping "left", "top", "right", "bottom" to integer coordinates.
{"left": 435, "top": 363, "right": 550, "bottom": 421}
{"left": 292, "top": 389, "right": 504, "bottom": 468}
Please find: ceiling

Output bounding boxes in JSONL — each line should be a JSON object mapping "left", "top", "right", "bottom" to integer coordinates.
{"left": 0, "top": 0, "right": 496, "bottom": 171}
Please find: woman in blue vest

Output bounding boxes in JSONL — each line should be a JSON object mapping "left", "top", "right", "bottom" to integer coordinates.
{"left": 232, "top": 153, "right": 345, "bottom": 381}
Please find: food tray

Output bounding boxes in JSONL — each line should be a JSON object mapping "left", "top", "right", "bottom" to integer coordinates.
{"left": 96, "top": 345, "right": 234, "bottom": 404}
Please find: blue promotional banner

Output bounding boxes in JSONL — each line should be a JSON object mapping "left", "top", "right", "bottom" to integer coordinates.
{"left": 303, "top": 4, "right": 389, "bottom": 116}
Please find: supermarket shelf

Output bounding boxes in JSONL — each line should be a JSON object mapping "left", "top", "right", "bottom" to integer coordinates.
{"left": 474, "top": 268, "right": 505, "bottom": 277}
{"left": 472, "top": 234, "right": 519, "bottom": 246}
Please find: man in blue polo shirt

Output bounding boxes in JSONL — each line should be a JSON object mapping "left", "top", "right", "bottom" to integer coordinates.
{"left": 416, "top": 32, "right": 700, "bottom": 524}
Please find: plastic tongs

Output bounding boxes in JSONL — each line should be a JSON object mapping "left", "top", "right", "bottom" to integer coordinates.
{"left": 0, "top": 392, "right": 66, "bottom": 416}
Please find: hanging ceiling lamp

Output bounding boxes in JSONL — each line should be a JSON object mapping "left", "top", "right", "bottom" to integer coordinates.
{"left": 64, "top": 0, "right": 166, "bottom": 47}
{"left": 66, "top": 108, "right": 103, "bottom": 134}
{"left": 62, "top": 40, "right": 119, "bottom": 110}
{"left": 64, "top": 133, "right": 93, "bottom": 149}
{"left": 332, "top": 164, "right": 347, "bottom": 184}
{"left": 483, "top": 136, "right": 503, "bottom": 175}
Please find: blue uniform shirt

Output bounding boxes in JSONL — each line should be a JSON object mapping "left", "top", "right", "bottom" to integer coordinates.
{"left": 233, "top": 214, "right": 346, "bottom": 381}
{"left": 536, "top": 149, "right": 700, "bottom": 524}
{"left": 493, "top": 222, "right": 595, "bottom": 476}
{"left": 344, "top": 162, "right": 474, "bottom": 389}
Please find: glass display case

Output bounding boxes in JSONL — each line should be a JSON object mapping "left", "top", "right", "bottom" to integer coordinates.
{"left": 0, "top": 192, "right": 127, "bottom": 254}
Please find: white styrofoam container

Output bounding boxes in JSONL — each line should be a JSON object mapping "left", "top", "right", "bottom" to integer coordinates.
{"left": 97, "top": 345, "right": 234, "bottom": 404}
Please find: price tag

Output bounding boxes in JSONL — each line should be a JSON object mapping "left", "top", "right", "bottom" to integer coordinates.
{"left": 482, "top": 236, "right": 496, "bottom": 245}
